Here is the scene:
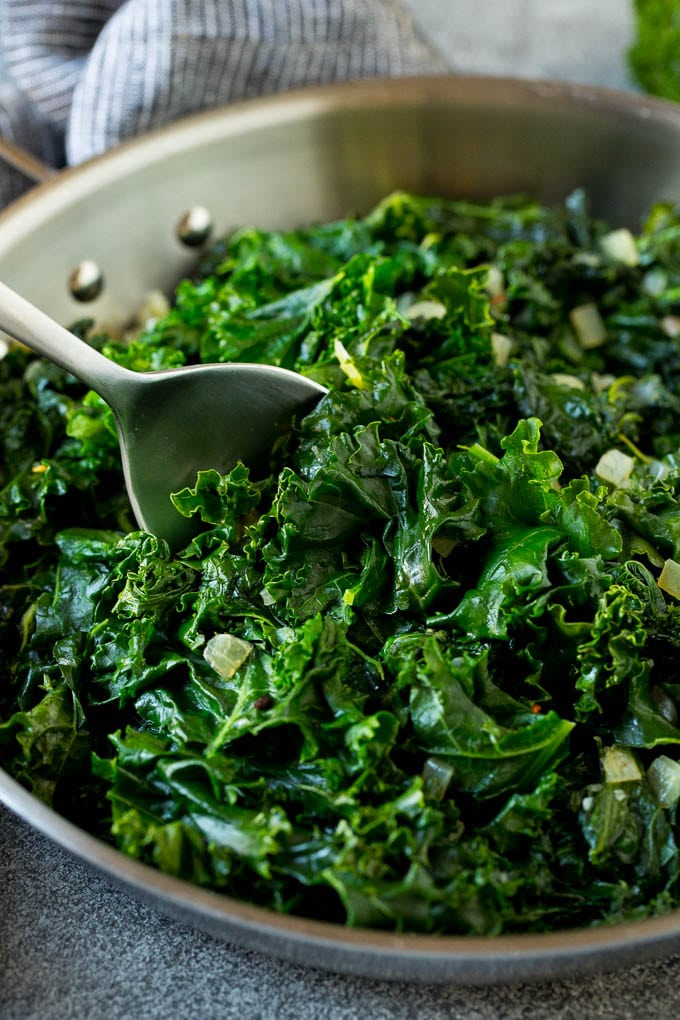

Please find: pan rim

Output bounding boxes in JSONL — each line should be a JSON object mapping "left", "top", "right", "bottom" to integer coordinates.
{"left": 2, "top": 73, "right": 680, "bottom": 983}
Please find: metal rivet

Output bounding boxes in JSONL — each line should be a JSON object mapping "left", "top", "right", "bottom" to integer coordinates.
{"left": 176, "top": 206, "right": 213, "bottom": 247}
{"left": 69, "top": 260, "right": 104, "bottom": 302}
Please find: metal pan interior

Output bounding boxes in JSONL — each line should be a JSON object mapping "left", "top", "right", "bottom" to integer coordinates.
{"left": 2, "top": 75, "right": 680, "bottom": 983}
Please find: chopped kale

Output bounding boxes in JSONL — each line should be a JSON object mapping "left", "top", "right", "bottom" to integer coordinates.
{"left": 629, "top": 0, "right": 680, "bottom": 101}
{"left": 2, "top": 190, "right": 680, "bottom": 934}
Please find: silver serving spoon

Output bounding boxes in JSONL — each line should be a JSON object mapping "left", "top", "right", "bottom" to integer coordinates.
{"left": 0, "top": 280, "right": 326, "bottom": 549}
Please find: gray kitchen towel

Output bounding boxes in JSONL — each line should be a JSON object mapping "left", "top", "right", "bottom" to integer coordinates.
{"left": 0, "top": 0, "right": 444, "bottom": 208}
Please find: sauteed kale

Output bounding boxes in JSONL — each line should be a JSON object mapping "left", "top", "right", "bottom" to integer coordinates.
{"left": 3, "top": 190, "right": 680, "bottom": 934}
{"left": 630, "top": 0, "right": 680, "bottom": 102}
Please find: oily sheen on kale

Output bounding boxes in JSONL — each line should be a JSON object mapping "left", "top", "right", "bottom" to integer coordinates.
{"left": 3, "top": 190, "right": 680, "bottom": 934}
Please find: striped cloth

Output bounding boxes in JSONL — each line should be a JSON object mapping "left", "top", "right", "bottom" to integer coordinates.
{"left": 0, "top": 0, "right": 444, "bottom": 207}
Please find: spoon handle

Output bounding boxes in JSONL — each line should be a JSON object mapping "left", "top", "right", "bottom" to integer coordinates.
{"left": 0, "top": 279, "right": 133, "bottom": 408}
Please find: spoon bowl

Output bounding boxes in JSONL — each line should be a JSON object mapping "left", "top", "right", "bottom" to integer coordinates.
{"left": 0, "top": 280, "right": 326, "bottom": 548}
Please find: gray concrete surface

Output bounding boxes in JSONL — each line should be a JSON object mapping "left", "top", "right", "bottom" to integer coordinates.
{"left": 4, "top": 3, "right": 680, "bottom": 1018}
{"left": 3, "top": 806, "right": 680, "bottom": 1018}
{"left": 405, "top": 0, "right": 636, "bottom": 91}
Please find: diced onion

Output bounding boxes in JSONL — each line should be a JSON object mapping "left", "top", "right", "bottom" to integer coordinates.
{"left": 422, "top": 757, "right": 454, "bottom": 801}
{"left": 485, "top": 265, "right": 505, "bottom": 297}
{"left": 599, "top": 227, "right": 639, "bottom": 267}
{"left": 648, "top": 755, "right": 680, "bottom": 809}
{"left": 661, "top": 315, "right": 680, "bottom": 338}
{"left": 204, "top": 633, "right": 253, "bottom": 680}
{"left": 550, "top": 373, "right": 586, "bottom": 390}
{"left": 137, "top": 289, "right": 170, "bottom": 326}
{"left": 124, "top": 290, "right": 172, "bottom": 338}
{"left": 591, "top": 372, "right": 617, "bottom": 394}
{"left": 594, "top": 449, "right": 635, "bottom": 487}
{"left": 658, "top": 559, "right": 680, "bottom": 601}
{"left": 570, "top": 302, "right": 607, "bottom": 349}
{"left": 603, "top": 745, "right": 642, "bottom": 784}
{"left": 405, "top": 299, "right": 447, "bottom": 321}
{"left": 491, "top": 332, "right": 513, "bottom": 367}
{"left": 642, "top": 268, "right": 668, "bottom": 296}
{"left": 572, "top": 253, "right": 601, "bottom": 269}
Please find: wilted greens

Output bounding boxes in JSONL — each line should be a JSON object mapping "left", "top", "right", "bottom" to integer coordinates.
{"left": 3, "top": 190, "right": 680, "bottom": 934}
{"left": 629, "top": 0, "right": 680, "bottom": 101}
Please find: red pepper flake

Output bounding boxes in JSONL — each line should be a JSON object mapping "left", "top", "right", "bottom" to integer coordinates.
{"left": 253, "top": 695, "right": 274, "bottom": 711}
{"left": 531, "top": 703, "right": 542, "bottom": 715}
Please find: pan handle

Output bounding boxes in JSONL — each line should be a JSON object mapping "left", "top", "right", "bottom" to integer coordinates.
{"left": 0, "top": 135, "right": 54, "bottom": 185}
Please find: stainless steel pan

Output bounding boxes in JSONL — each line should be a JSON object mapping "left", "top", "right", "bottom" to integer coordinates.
{"left": 2, "top": 75, "right": 680, "bottom": 984}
